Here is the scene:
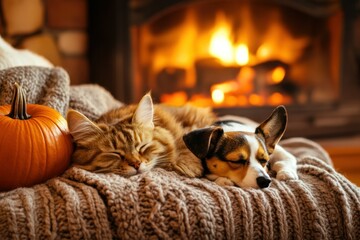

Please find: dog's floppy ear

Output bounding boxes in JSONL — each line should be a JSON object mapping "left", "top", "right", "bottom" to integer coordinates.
{"left": 255, "top": 105, "right": 287, "bottom": 154}
{"left": 183, "top": 127, "right": 224, "bottom": 159}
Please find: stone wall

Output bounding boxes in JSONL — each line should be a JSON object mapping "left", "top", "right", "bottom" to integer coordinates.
{"left": 0, "top": 0, "right": 89, "bottom": 85}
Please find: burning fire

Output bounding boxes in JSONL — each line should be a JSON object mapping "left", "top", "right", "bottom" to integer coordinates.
{"left": 210, "top": 64, "right": 287, "bottom": 106}
{"left": 206, "top": 11, "right": 290, "bottom": 106}
{"left": 207, "top": 14, "right": 289, "bottom": 106}
{"left": 209, "top": 12, "right": 249, "bottom": 66}
{"left": 235, "top": 44, "right": 249, "bottom": 66}
{"left": 139, "top": 6, "right": 305, "bottom": 108}
{"left": 209, "top": 27, "right": 233, "bottom": 64}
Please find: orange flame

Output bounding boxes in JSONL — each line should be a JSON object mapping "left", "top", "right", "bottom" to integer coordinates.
{"left": 208, "top": 12, "right": 249, "bottom": 66}
{"left": 209, "top": 12, "right": 233, "bottom": 64}
{"left": 235, "top": 44, "right": 249, "bottom": 66}
{"left": 139, "top": 6, "right": 302, "bottom": 108}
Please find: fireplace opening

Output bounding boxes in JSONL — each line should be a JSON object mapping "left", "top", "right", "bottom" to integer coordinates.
{"left": 132, "top": 1, "right": 341, "bottom": 109}
{"left": 89, "top": 0, "right": 360, "bottom": 138}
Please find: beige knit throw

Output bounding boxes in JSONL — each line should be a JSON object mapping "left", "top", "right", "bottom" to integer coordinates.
{"left": 0, "top": 66, "right": 359, "bottom": 239}
{"left": 0, "top": 138, "right": 359, "bottom": 239}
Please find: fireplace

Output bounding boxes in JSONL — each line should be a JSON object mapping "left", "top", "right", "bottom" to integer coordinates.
{"left": 88, "top": 0, "right": 360, "bottom": 138}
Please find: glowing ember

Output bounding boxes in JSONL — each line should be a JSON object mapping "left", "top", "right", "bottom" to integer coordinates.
{"left": 236, "top": 66, "right": 255, "bottom": 94}
{"left": 190, "top": 94, "right": 213, "bottom": 107}
{"left": 211, "top": 89, "right": 225, "bottom": 104}
{"left": 237, "top": 95, "right": 248, "bottom": 106}
{"left": 249, "top": 94, "right": 265, "bottom": 106}
{"left": 211, "top": 81, "right": 239, "bottom": 93}
{"left": 268, "top": 92, "right": 292, "bottom": 105}
{"left": 256, "top": 44, "right": 271, "bottom": 59}
{"left": 270, "top": 66, "right": 286, "bottom": 84}
{"left": 268, "top": 92, "right": 284, "bottom": 105}
{"left": 161, "top": 91, "right": 187, "bottom": 106}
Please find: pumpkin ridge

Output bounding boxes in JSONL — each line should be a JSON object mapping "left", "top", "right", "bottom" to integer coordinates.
{"left": 31, "top": 117, "right": 50, "bottom": 181}
{"left": 23, "top": 120, "right": 35, "bottom": 185}
{"left": 33, "top": 116, "right": 71, "bottom": 179}
{"left": 27, "top": 104, "right": 69, "bottom": 132}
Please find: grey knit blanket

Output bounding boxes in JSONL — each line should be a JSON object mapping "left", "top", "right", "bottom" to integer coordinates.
{"left": 0, "top": 66, "right": 122, "bottom": 120}
{"left": 0, "top": 67, "right": 359, "bottom": 239}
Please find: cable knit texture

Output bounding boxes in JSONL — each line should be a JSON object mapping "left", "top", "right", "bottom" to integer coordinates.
{"left": 0, "top": 66, "right": 122, "bottom": 119}
{"left": 0, "top": 66, "right": 359, "bottom": 239}
{"left": 0, "top": 138, "right": 359, "bottom": 239}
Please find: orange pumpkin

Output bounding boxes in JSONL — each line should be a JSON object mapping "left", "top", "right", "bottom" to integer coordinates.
{"left": 0, "top": 83, "right": 73, "bottom": 191}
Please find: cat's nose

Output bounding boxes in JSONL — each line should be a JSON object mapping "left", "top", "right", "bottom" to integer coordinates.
{"left": 256, "top": 176, "right": 271, "bottom": 188}
{"left": 129, "top": 162, "right": 141, "bottom": 170}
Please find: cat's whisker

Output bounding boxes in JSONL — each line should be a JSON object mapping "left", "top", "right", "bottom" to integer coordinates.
{"left": 151, "top": 155, "right": 174, "bottom": 169}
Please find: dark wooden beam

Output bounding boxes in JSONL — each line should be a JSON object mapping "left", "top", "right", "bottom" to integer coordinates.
{"left": 88, "top": 0, "right": 132, "bottom": 103}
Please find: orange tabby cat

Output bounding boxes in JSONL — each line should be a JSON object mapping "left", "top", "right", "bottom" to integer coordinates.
{"left": 66, "top": 93, "right": 216, "bottom": 177}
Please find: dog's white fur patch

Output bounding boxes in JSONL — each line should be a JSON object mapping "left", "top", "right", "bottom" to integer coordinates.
{"left": 239, "top": 135, "right": 270, "bottom": 188}
{"left": 220, "top": 121, "right": 255, "bottom": 133}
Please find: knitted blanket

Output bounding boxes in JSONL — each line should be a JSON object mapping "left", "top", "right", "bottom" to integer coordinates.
{"left": 0, "top": 66, "right": 359, "bottom": 239}
{"left": 0, "top": 138, "right": 359, "bottom": 239}
{"left": 0, "top": 66, "right": 122, "bottom": 120}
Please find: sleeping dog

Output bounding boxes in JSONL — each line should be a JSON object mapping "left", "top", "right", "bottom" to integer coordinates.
{"left": 183, "top": 106, "right": 298, "bottom": 189}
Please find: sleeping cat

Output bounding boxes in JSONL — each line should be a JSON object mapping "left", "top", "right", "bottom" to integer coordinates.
{"left": 66, "top": 93, "right": 216, "bottom": 177}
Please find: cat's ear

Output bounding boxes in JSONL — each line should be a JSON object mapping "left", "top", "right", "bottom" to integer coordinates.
{"left": 132, "top": 92, "right": 154, "bottom": 129}
{"left": 255, "top": 105, "right": 287, "bottom": 154}
{"left": 183, "top": 126, "right": 224, "bottom": 159}
{"left": 67, "top": 109, "right": 103, "bottom": 142}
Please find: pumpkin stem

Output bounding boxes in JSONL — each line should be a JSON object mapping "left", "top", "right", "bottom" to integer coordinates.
{"left": 7, "top": 83, "right": 31, "bottom": 120}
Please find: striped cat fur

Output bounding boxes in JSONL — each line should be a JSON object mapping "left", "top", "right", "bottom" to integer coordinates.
{"left": 67, "top": 93, "right": 216, "bottom": 178}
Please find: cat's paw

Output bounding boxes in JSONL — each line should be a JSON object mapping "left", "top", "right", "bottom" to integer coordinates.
{"left": 214, "top": 177, "right": 235, "bottom": 186}
{"left": 276, "top": 169, "right": 298, "bottom": 181}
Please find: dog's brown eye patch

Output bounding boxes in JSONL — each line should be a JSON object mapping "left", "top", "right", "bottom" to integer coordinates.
{"left": 225, "top": 148, "right": 249, "bottom": 162}
{"left": 228, "top": 161, "right": 246, "bottom": 169}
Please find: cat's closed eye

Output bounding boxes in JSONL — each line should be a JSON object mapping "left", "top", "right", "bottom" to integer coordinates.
{"left": 112, "top": 151, "right": 123, "bottom": 159}
{"left": 138, "top": 143, "right": 151, "bottom": 154}
{"left": 97, "top": 152, "right": 122, "bottom": 161}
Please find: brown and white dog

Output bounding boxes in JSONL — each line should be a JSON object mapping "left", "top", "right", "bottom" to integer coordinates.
{"left": 183, "top": 106, "right": 298, "bottom": 189}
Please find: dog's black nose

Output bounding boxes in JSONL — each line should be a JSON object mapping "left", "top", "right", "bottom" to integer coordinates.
{"left": 256, "top": 176, "right": 271, "bottom": 188}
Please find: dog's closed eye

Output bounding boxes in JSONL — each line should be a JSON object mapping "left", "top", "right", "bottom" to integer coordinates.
{"left": 258, "top": 159, "right": 267, "bottom": 165}
{"left": 224, "top": 158, "right": 248, "bottom": 169}
{"left": 232, "top": 159, "right": 247, "bottom": 165}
